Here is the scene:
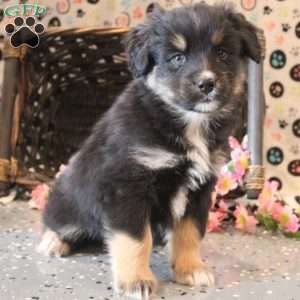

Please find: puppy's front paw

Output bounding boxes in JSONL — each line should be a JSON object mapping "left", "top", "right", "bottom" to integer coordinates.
{"left": 37, "top": 229, "right": 70, "bottom": 257}
{"left": 115, "top": 276, "right": 157, "bottom": 300}
{"left": 175, "top": 267, "right": 215, "bottom": 287}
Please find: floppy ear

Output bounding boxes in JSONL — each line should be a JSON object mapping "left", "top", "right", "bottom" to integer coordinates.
{"left": 124, "top": 24, "right": 152, "bottom": 78}
{"left": 124, "top": 3, "right": 165, "bottom": 77}
{"left": 229, "top": 13, "right": 262, "bottom": 63}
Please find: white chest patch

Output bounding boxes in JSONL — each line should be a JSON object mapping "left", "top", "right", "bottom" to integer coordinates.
{"left": 171, "top": 114, "right": 213, "bottom": 220}
{"left": 184, "top": 113, "right": 212, "bottom": 190}
{"left": 171, "top": 187, "right": 188, "bottom": 220}
{"left": 131, "top": 147, "right": 180, "bottom": 170}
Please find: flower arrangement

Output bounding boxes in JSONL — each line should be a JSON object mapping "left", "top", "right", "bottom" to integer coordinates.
{"left": 209, "top": 136, "right": 300, "bottom": 237}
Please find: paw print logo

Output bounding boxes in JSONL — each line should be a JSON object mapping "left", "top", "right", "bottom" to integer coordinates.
{"left": 270, "top": 50, "right": 286, "bottom": 69}
{"left": 269, "top": 81, "right": 284, "bottom": 98}
{"left": 290, "top": 64, "right": 300, "bottom": 82}
{"left": 290, "top": 145, "right": 300, "bottom": 155}
{"left": 267, "top": 147, "right": 284, "bottom": 165}
{"left": 288, "top": 160, "right": 300, "bottom": 176}
{"left": 289, "top": 108, "right": 298, "bottom": 118}
{"left": 5, "top": 16, "right": 44, "bottom": 48}
{"left": 268, "top": 177, "right": 282, "bottom": 190}
{"left": 282, "top": 23, "right": 291, "bottom": 32}
{"left": 292, "top": 119, "right": 300, "bottom": 138}
{"left": 241, "top": 0, "right": 257, "bottom": 11}
{"left": 263, "top": 6, "right": 272, "bottom": 15}
{"left": 290, "top": 47, "right": 300, "bottom": 57}
{"left": 278, "top": 120, "right": 288, "bottom": 129}
{"left": 293, "top": 9, "right": 300, "bottom": 19}
{"left": 77, "top": 9, "right": 86, "bottom": 18}
{"left": 48, "top": 17, "right": 61, "bottom": 28}
{"left": 296, "top": 22, "right": 300, "bottom": 39}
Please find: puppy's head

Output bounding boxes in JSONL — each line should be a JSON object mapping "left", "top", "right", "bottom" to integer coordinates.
{"left": 125, "top": 3, "right": 261, "bottom": 114}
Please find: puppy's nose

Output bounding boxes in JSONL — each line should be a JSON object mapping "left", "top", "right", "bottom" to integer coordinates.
{"left": 198, "top": 79, "right": 216, "bottom": 95}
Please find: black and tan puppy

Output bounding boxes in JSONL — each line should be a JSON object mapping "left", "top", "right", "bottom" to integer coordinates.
{"left": 38, "top": 3, "right": 260, "bottom": 299}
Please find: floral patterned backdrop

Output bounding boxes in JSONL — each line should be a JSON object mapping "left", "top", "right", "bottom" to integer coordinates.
{"left": 0, "top": 0, "right": 299, "bottom": 204}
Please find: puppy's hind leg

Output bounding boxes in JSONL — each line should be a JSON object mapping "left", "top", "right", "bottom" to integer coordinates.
{"left": 108, "top": 224, "right": 158, "bottom": 300}
{"left": 37, "top": 228, "right": 71, "bottom": 257}
{"left": 37, "top": 187, "right": 94, "bottom": 257}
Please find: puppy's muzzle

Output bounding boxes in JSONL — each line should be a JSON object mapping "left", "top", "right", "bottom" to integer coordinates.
{"left": 198, "top": 78, "right": 216, "bottom": 95}
{"left": 193, "top": 71, "right": 217, "bottom": 97}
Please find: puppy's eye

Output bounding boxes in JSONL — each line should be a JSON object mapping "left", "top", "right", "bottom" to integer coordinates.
{"left": 217, "top": 48, "right": 228, "bottom": 60}
{"left": 170, "top": 54, "right": 186, "bottom": 68}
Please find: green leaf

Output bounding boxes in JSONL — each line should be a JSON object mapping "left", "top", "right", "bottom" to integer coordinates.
{"left": 227, "top": 161, "right": 235, "bottom": 173}
{"left": 256, "top": 213, "right": 279, "bottom": 232}
{"left": 283, "top": 231, "right": 300, "bottom": 239}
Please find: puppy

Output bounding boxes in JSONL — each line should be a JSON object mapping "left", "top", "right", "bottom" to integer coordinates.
{"left": 38, "top": 3, "right": 261, "bottom": 299}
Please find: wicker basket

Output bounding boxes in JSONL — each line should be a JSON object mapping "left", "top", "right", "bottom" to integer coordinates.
{"left": 0, "top": 27, "right": 131, "bottom": 186}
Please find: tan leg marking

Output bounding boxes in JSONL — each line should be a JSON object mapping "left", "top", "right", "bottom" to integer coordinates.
{"left": 109, "top": 225, "right": 157, "bottom": 299}
{"left": 37, "top": 229, "right": 71, "bottom": 257}
{"left": 170, "top": 218, "right": 214, "bottom": 287}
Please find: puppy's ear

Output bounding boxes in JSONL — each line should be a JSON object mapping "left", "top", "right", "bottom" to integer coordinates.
{"left": 229, "top": 13, "right": 262, "bottom": 63}
{"left": 124, "top": 24, "right": 153, "bottom": 78}
{"left": 124, "top": 4, "right": 165, "bottom": 77}
{"left": 146, "top": 2, "right": 165, "bottom": 15}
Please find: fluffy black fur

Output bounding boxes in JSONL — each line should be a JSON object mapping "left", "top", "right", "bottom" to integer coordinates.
{"left": 43, "top": 0, "right": 260, "bottom": 273}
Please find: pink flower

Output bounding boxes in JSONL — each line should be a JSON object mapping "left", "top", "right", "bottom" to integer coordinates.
{"left": 257, "top": 180, "right": 279, "bottom": 214}
{"left": 230, "top": 161, "right": 248, "bottom": 182}
{"left": 218, "top": 199, "right": 229, "bottom": 213}
{"left": 284, "top": 214, "right": 300, "bottom": 233}
{"left": 215, "top": 175, "right": 238, "bottom": 195}
{"left": 207, "top": 211, "right": 225, "bottom": 233}
{"left": 229, "top": 136, "right": 241, "bottom": 150}
{"left": 29, "top": 184, "right": 50, "bottom": 211}
{"left": 271, "top": 202, "right": 285, "bottom": 221}
{"left": 234, "top": 205, "right": 258, "bottom": 233}
{"left": 231, "top": 148, "right": 249, "bottom": 171}
{"left": 274, "top": 206, "right": 300, "bottom": 233}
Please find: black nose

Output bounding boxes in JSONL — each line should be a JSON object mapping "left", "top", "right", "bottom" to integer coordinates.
{"left": 198, "top": 79, "right": 215, "bottom": 94}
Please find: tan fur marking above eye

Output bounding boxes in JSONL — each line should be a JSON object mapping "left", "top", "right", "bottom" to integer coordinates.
{"left": 171, "top": 34, "right": 187, "bottom": 51}
{"left": 211, "top": 29, "right": 224, "bottom": 45}
{"left": 109, "top": 225, "right": 157, "bottom": 295}
{"left": 233, "top": 65, "right": 247, "bottom": 96}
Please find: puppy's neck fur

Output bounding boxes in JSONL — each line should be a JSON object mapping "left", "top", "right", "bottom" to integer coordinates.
{"left": 145, "top": 69, "right": 213, "bottom": 179}
{"left": 146, "top": 67, "right": 210, "bottom": 146}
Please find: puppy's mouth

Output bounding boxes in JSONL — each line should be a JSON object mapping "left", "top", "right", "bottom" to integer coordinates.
{"left": 192, "top": 98, "right": 220, "bottom": 113}
{"left": 180, "top": 96, "right": 220, "bottom": 114}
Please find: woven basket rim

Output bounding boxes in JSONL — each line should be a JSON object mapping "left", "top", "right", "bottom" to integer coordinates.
{"left": 42, "top": 27, "right": 130, "bottom": 37}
